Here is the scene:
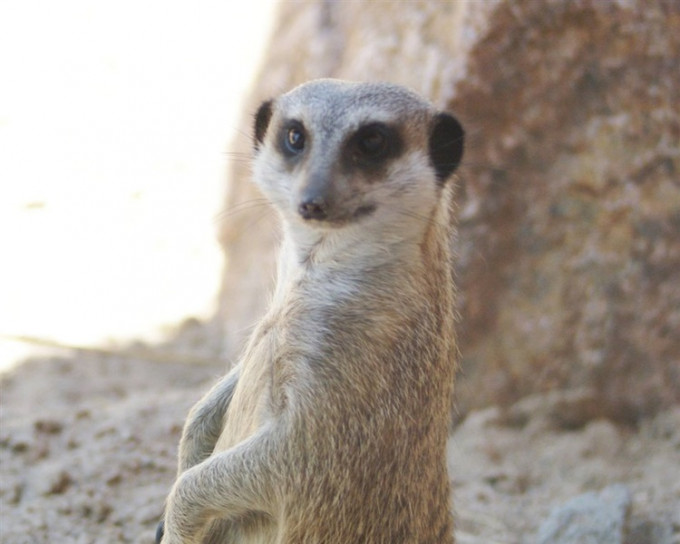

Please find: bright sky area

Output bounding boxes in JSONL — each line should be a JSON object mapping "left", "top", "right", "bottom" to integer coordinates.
{"left": 0, "top": 1, "right": 277, "bottom": 371}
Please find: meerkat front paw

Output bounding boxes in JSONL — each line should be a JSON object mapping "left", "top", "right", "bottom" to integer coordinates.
{"left": 156, "top": 518, "right": 199, "bottom": 544}
{"left": 159, "top": 468, "right": 211, "bottom": 544}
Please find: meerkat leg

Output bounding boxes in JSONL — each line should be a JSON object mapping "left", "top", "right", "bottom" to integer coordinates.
{"left": 161, "top": 422, "right": 286, "bottom": 544}
{"left": 177, "top": 365, "right": 240, "bottom": 472}
{"left": 157, "top": 366, "right": 241, "bottom": 543}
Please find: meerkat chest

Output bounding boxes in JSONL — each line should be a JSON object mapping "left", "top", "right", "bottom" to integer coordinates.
{"left": 213, "top": 335, "right": 277, "bottom": 452}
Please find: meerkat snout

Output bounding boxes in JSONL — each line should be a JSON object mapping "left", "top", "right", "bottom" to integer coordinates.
{"left": 297, "top": 172, "right": 332, "bottom": 221}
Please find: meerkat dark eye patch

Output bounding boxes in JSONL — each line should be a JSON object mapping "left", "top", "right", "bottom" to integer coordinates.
{"left": 356, "top": 124, "right": 389, "bottom": 158}
{"left": 279, "top": 120, "right": 307, "bottom": 157}
{"left": 429, "top": 113, "right": 464, "bottom": 184}
{"left": 253, "top": 100, "right": 273, "bottom": 150}
{"left": 347, "top": 123, "right": 403, "bottom": 168}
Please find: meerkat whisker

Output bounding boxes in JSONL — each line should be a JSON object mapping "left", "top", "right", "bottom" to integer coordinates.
{"left": 213, "top": 198, "right": 274, "bottom": 222}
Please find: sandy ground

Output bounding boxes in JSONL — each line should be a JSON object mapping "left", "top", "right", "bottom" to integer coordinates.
{"left": 1, "top": 329, "right": 678, "bottom": 544}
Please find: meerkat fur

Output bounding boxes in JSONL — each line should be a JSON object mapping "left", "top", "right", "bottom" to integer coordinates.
{"left": 158, "top": 79, "right": 465, "bottom": 544}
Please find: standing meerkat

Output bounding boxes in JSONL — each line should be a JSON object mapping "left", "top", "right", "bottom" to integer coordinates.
{"left": 157, "top": 79, "right": 464, "bottom": 544}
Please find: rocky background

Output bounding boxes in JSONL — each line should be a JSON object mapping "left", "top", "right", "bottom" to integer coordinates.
{"left": 218, "top": 0, "right": 680, "bottom": 423}
{"left": 1, "top": 1, "right": 679, "bottom": 543}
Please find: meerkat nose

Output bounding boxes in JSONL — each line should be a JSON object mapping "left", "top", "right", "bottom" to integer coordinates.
{"left": 298, "top": 197, "right": 329, "bottom": 221}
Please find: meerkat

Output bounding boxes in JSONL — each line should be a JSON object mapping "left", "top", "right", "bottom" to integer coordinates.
{"left": 157, "top": 79, "right": 464, "bottom": 544}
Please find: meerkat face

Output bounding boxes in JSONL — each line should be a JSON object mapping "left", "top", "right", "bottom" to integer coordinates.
{"left": 252, "top": 80, "right": 463, "bottom": 232}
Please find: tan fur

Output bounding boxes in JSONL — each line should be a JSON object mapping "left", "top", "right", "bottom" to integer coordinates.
{"left": 159, "top": 79, "right": 463, "bottom": 544}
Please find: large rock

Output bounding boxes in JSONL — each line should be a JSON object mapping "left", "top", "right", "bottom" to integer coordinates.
{"left": 216, "top": 0, "right": 680, "bottom": 422}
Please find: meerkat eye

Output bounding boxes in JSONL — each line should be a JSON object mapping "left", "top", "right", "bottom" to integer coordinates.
{"left": 287, "top": 128, "right": 305, "bottom": 150}
{"left": 348, "top": 123, "right": 403, "bottom": 167}
{"left": 283, "top": 123, "right": 306, "bottom": 154}
{"left": 354, "top": 124, "right": 391, "bottom": 161}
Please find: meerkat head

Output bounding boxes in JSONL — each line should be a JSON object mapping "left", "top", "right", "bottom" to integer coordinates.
{"left": 251, "top": 79, "right": 463, "bottom": 236}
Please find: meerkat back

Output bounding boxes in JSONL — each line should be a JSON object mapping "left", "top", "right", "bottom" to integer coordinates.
{"left": 158, "top": 79, "right": 464, "bottom": 544}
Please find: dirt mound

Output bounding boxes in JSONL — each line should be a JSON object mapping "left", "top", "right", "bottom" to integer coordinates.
{"left": 1, "top": 351, "right": 678, "bottom": 543}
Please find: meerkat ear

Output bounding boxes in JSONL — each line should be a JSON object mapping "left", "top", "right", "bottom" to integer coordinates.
{"left": 253, "top": 100, "right": 273, "bottom": 149}
{"left": 429, "top": 112, "right": 464, "bottom": 183}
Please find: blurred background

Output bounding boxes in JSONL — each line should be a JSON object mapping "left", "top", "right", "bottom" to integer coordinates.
{"left": 0, "top": 0, "right": 276, "bottom": 371}
{"left": 1, "top": 0, "right": 678, "bottom": 424}
{"left": 1, "top": 0, "right": 678, "bottom": 419}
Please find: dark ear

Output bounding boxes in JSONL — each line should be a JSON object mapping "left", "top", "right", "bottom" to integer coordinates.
{"left": 253, "top": 100, "right": 273, "bottom": 150}
{"left": 429, "top": 112, "right": 464, "bottom": 184}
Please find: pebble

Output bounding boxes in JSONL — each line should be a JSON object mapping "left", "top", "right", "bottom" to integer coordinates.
{"left": 536, "top": 484, "right": 631, "bottom": 544}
